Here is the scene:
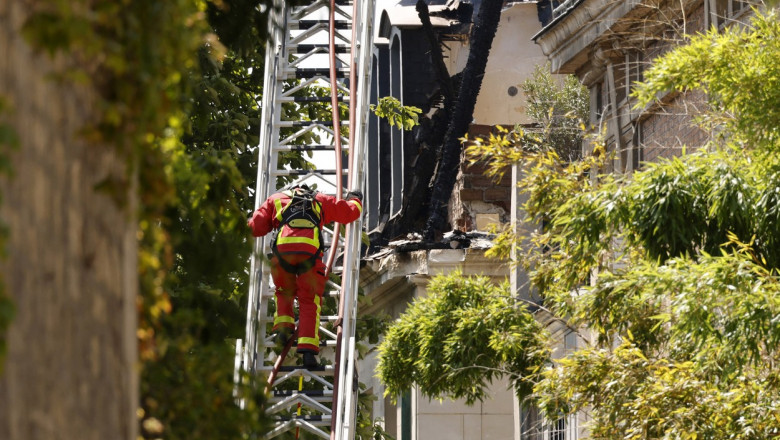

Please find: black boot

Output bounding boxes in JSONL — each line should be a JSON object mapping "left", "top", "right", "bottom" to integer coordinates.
{"left": 272, "top": 328, "right": 293, "bottom": 348}
{"left": 302, "top": 352, "right": 318, "bottom": 368}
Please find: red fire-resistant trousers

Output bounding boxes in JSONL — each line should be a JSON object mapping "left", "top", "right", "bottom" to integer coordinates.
{"left": 269, "top": 254, "right": 327, "bottom": 353}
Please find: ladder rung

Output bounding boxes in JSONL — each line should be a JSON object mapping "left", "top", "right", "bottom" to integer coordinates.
{"left": 273, "top": 389, "right": 333, "bottom": 398}
{"left": 277, "top": 120, "right": 348, "bottom": 128}
{"left": 262, "top": 289, "right": 340, "bottom": 299}
{"left": 282, "top": 96, "right": 347, "bottom": 103}
{"left": 273, "top": 145, "right": 336, "bottom": 152}
{"left": 254, "top": 337, "right": 337, "bottom": 348}
{"left": 272, "top": 169, "right": 347, "bottom": 177}
{"left": 275, "top": 415, "right": 332, "bottom": 427}
{"left": 269, "top": 397, "right": 332, "bottom": 405}
{"left": 289, "top": 20, "right": 350, "bottom": 30}
{"left": 290, "top": 44, "right": 350, "bottom": 54}
{"left": 270, "top": 394, "right": 332, "bottom": 404}
{"left": 276, "top": 415, "right": 331, "bottom": 422}
{"left": 270, "top": 364, "right": 335, "bottom": 373}
{"left": 290, "top": 68, "right": 349, "bottom": 79}
{"left": 294, "top": 340, "right": 337, "bottom": 348}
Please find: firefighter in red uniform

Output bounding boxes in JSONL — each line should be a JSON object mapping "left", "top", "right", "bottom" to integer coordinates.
{"left": 248, "top": 185, "right": 363, "bottom": 367}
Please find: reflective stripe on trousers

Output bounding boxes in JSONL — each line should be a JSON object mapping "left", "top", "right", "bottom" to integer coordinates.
{"left": 269, "top": 254, "right": 326, "bottom": 353}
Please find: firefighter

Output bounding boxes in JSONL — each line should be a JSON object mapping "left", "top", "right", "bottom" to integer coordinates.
{"left": 248, "top": 185, "right": 363, "bottom": 368}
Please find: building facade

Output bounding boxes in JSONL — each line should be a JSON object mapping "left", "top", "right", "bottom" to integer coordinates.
{"left": 519, "top": 1, "right": 758, "bottom": 439}
{"left": 361, "top": 0, "right": 761, "bottom": 439}
{"left": 361, "top": 1, "right": 557, "bottom": 439}
{"left": 534, "top": 0, "right": 755, "bottom": 168}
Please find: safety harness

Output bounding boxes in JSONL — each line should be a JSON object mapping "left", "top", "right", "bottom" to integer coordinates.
{"left": 271, "top": 186, "right": 324, "bottom": 274}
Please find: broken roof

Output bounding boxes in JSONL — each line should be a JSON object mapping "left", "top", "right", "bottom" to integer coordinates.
{"left": 377, "top": 0, "right": 469, "bottom": 38}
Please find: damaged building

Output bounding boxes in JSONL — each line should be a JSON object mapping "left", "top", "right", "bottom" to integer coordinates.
{"left": 358, "top": 0, "right": 758, "bottom": 439}
{"left": 359, "top": 1, "right": 563, "bottom": 439}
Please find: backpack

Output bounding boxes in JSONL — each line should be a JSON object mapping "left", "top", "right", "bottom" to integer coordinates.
{"left": 279, "top": 186, "right": 322, "bottom": 230}
{"left": 271, "top": 186, "right": 324, "bottom": 274}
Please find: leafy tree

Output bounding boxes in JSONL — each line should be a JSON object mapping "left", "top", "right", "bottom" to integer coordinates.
{"left": 519, "top": 64, "right": 588, "bottom": 161}
{"left": 378, "top": 8, "right": 780, "bottom": 440}
{"left": 138, "top": 18, "right": 271, "bottom": 439}
{"left": 140, "top": 3, "right": 390, "bottom": 438}
{"left": 370, "top": 97, "right": 422, "bottom": 131}
{"left": 377, "top": 271, "right": 550, "bottom": 405}
{"left": 633, "top": 9, "right": 780, "bottom": 150}
{"left": 462, "top": 65, "right": 588, "bottom": 184}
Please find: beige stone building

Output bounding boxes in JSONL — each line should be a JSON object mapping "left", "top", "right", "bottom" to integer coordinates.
{"left": 360, "top": 0, "right": 759, "bottom": 439}
{"left": 361, "top": 1, "right": 563, "bottom": 439}
{"left": 534, "top": 0, "right": 755, "bottom": 168}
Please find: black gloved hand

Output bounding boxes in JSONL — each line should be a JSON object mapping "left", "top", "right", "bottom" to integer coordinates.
{"left": 346, "top": 189, "right": 363, "bottom": 200}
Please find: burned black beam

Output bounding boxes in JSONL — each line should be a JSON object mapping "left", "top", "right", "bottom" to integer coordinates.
{"left": 423, "top": 0, "right": 504, "bottom": 241}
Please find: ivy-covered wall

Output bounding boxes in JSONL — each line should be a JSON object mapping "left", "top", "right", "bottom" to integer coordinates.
{"left": 0, "top": 2, "right": 139, "bottom": 439}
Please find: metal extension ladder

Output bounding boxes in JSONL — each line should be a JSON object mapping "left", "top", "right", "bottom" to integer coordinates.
{"left": 234, "top": 0, "right": 375, "bottom": 438}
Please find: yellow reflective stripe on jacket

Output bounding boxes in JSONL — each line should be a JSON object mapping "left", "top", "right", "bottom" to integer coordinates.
{"left": 276, "top": 226, "right": 320, "bottom": 248}
{"left": 349, "top": 198, "right": 362, "bottom": 214}
{"left": 273, "top": 197, "right": 285, "bottom": 222}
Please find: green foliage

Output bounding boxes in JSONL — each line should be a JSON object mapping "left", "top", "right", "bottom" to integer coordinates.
{"left": 520, "top": 64, "right": 588, "bottom": 161}
{"left": 19, "top": 0, "right": 279, "bottom": 436}
{"left": 370, "top": 97, "right": 422, "bottom": 131}
{"left": 463, "top": 67, "right": 588, "bottom": 182}
{"left": 355, "top": 390, "right": 395, "bottom": 440}
{"left": 463, "top": 9, "right": 780, "bottom": 439}
{"left": 377, "top": 271, "right": 549, "bottom": 404}
{"left": 140, "top": 341, "right": 270, "bottom": 438}
{"left": 536, "top": 253, "right": 780, "bottom": 440}
{"left": 512, "top": 147, "right": 780, "bottom": 302}
{"left": 633, "top": 9, "right": 780, "bottom": 149}
{"left": 469, "top": 133, "right": 780, "bottom": 438}
{"left": 138, "top": 5, "right": 274, "bottom": 438}
{"left": 0, "top": 96, "right": 18, "bottom": 371}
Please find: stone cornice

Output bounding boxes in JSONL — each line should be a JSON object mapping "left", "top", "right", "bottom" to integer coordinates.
{"left": 534, "top": 0, "right": 705, "bottom": 75}
{"left": 359, "top": 248, "right": 510, "bottom": 314}
{"left": 533, "top": 0, "right": 644, "bottom": 74}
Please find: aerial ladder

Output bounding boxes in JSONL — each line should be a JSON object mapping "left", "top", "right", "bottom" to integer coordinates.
{"left": 234, "top": 0, "right": 375, "bottom": 439}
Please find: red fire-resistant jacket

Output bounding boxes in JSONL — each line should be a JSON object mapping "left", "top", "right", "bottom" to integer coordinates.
{"left": 248, "top": 190, "right": 363, "bottom": 256}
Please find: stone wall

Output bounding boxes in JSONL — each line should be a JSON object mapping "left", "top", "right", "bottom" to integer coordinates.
{"left": 0, "top": 3, "right": 137, "bottom": 440}
{"left": 452, "top": 126, "right": 512, "bottom": 232}
{"left": 640, "top": 89, "right": 711, "bottom": 162}
{"left": 639, "top": 2, "right": 712, "bottom": 161}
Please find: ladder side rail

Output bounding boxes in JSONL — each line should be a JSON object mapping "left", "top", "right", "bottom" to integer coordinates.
{"left": 327, "top": 0, "right": 354, "bottom": 431}
{"left": 239, "top": 0, "right": 286, "bottom": 385}
{"left": 333, "top": 0, "right": 375, "bottom": 437}
{"left": 329, "top": 0, "right": 357, "bottom": 430}
{"left": 252, "top": 0, "right": 289, "bottom": 377}
{"left": 343, "top": 0, "right": 377, "bottom": 433}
